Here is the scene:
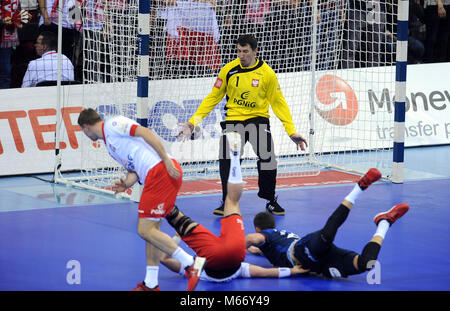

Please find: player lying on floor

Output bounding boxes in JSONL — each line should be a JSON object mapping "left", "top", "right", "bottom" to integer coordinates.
{"left": 160, "top": 132, "right": 308, "bottom": 282}
{"left": 245, "top": 168, "right": 409, "bottom": 279}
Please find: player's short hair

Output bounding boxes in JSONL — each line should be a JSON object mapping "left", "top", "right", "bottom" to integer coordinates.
{"left": 78, "top": 108, "right": 102, "bottom": 127}
{"left": 39, "top": 31, "right": 57, "bottom": 51}
{"left": 236, "top": 34, "right": 258, "bottom": 50}
{"left": 253, "top": 212, "right": 275, "bottom": 230}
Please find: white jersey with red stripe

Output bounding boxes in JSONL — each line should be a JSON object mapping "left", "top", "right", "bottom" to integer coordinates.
{"left": 102, "top": 116, "right": 165, "bottom": 184}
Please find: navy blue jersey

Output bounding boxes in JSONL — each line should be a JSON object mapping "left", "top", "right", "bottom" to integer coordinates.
{"left": 258, "top": 229, "right": 300, "bottom": 268}
{"left": 258, "top": 229, "right": 360, "bottom": 278}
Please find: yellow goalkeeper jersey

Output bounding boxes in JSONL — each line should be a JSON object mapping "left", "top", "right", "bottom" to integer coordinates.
{"left": 188, "top": 58, "right": 297, "bottom": 136}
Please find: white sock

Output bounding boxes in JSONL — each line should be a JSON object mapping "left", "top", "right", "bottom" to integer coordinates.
{"left": 178, "top": 263, "right": 185, "bottom": 275}
{"left": 171, "top": 247, "right": 194, "bottom": 269}
{"left": 228, "top": 152, "right": 243, "bottom": 184}
{"left": 144, "top": 266, "right": 159, "bottom": 288}
{"left": 374, "top": 219, "right": 390, "bottom": 239}
{"left": 345, "top": 184, "right": 363, "bottom": 204}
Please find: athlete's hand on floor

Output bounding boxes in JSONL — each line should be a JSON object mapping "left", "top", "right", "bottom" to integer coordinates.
{"left": 291, "top": 265, "right": 310, "bottom": 275}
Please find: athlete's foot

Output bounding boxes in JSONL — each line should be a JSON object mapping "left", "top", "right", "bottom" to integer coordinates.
{"left": 213, "top": 201, "right": 225, "bottom": 216}
{"left": 358, "top": 168, "right": 382, "bottom": 190}
{"left": 131, "top": 282, "right": 160, "bottom": 291}
{"left": 374, "top": 203, "right": 410, "bottom": 226}
{"left": 266, "top": 197, "right": 285, "bottom": 215}
{"left": 185, "top": 256, "right": 206, "bottom": 291}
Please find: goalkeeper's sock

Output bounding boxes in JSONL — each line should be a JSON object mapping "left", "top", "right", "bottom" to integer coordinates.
{"left": 172, "top": 247, "right": 194, "bottom": 269}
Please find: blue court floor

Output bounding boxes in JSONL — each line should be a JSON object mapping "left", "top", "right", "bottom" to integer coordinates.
{"left": 0, "top": 145, "right": 449, "bottom": 291}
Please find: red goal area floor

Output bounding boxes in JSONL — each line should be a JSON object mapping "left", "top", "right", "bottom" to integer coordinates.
{"left": 179, "top": 171, "right": 360, "bottom": 196}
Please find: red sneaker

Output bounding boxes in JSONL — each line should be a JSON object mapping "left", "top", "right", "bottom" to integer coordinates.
{"left": 374, "top": 203, "right": 410, "bottom": 226}
{"left": 185, "top": 256, "right": 206, "bottom": 291}
{"left": 131, "top": 282, "right": 160, "bottom": 291}
{"left": 358, "top": 168, "right": 382, "bottom": 190}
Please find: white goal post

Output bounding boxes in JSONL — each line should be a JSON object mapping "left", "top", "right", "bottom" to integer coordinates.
{"left": 54, "top": 0, "right": 407, "bottom": 196}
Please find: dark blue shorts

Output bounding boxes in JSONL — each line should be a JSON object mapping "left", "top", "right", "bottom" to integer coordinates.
{"left": 295, "top": 230, "right": 360, "bottom": 278}
{"left": 320, "top": 245, "right": 359, "bottom": 278}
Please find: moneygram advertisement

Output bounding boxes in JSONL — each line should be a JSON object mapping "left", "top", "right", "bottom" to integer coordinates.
{"left": 0, "top": 63, "right": 449, "bottom": 176}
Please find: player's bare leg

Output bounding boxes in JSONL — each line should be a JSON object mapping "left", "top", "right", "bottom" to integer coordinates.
{"left": 132, "top": 219, "right": 164, "bottom": 291}
{"left": 135, "top": 217, "right": 204, "bottom": 291}
{"left": 224, "top": 131, "right": 245, "bottom": 217}
{"left": 137, "top": 218, "right": 179, "bottom": 255}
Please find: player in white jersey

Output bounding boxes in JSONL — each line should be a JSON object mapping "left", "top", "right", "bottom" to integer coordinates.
{"left": 77, "top": 108, "right": 205, "bottom": 291}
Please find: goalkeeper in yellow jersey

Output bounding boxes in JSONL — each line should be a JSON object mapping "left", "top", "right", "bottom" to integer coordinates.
{"left": 177, "top": 34, "right": 308, "bottom": 216}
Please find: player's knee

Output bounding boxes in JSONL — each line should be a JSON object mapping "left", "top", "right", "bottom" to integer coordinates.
{"left": 356, "top": 242, "right": 381, "bottom": 271}
{"left": 174, "top": 216, "right": 196, "bottom": 237}
{"left": 357, "top": 254, "right": 378, "bottom": 272}
{"left": 182, "top": 221, "right": 199, "bottom": 236}
{"left": 166, "top": 207, "right": 198, "bottom": 237}
{"left": 137, "top": 219, "right": 160, "bottom": 240}
{"left": 165, "top": 205, "right": 180, "bottom": 225}
{"left": 319, "top": 229, "right": 333, "bottom": 245}
{"left": 137, "top": 225, "right": 146, "bottom": 239}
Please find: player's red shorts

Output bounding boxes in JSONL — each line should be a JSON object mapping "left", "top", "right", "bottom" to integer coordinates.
{"left": 138, "top": 159, "right": 182, "bottom": 219}
{"left": 182, "top": 214, "right": 246, "bottom": 270}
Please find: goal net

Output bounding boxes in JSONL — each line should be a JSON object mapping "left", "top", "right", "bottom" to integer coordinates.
{"left": 55, "top": 0, "right": 400, "bottom": 196}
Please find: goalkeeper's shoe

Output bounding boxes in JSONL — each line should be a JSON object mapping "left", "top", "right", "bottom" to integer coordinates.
{"left": 266, "top": 196, "right": 285, "bottom": 216}
{"left": 374, "top": 203, "right": 410, "bottom": 226}
{"left": 358, "top": 168, "right": 382, "bottom": 190}
{"left": 213, "top": 201, "right": 225, "bottom": 216}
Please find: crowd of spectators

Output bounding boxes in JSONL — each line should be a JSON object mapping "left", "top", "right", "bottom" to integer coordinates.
{"left": 0, "top": 0, "right": 81, "bottom": 88}
{"left": 0, "top": 0, "right": 449, "bottom": 89}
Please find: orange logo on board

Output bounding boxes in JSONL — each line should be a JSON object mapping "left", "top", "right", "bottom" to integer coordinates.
{"left": 315, "top": 75, "right": 358, "bottom": 126}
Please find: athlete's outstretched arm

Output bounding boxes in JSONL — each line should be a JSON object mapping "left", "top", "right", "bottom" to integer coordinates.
{"left": 177, "top": 68, "right": 228, "bottom": 141}
{"left": 248, "top": 264, "right": 309, "bottom": 278}
{"left": 134, "top": 126, "right": 180, "bottom": 179}
{"left": 245, "top": 233, "right": 265, "bottom": 248}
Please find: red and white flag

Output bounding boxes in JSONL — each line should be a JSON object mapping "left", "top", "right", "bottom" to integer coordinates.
{"left": 243, "top": 0, "right": 271, "bottom": 25}
{"left": 164, "top": 0, "right": 221, "bottom": 70}
{"left": 0, "top": 0, "right": 19, "bottom": 47}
